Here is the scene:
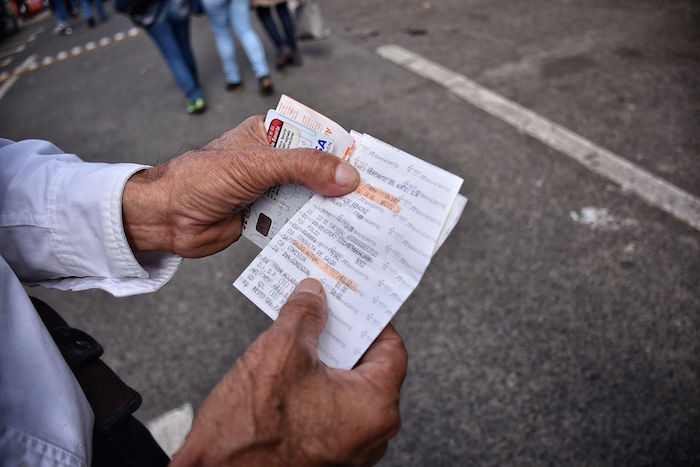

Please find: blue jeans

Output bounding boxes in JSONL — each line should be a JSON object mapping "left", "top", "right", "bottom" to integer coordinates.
{"left": 201, "top": 0, "right": 269, "bottom": 83}
{"left": 53, "top": 0, "right": 68, "bottom": 23}
{"left": 146, "top": 0, "right": 203, "bottom": 102}
{"left": 81, "top": 0, "right": 106, "bottom": 21}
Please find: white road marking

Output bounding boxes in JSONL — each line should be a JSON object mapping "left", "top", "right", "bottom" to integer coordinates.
{"left": 0, "top": 43, "right": 25, "bottom": 59}
{"left": 0, "top": 54, "right": 35, "bottom": 101}
{"left": 147, "top": 403, "right": 193, "bottom": 458}
{"left": 0, "top": 28, "right": 142, "bottom": 84}
{"left": 569, "top": 207, "right": 637, "bottom": 231}
{"left": 376, "top": 44, "right": 700, "bottom": 232}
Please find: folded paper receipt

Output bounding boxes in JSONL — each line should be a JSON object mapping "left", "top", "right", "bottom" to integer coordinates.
{"left": 235, "top": 96, "right": 467, "bottom": 369}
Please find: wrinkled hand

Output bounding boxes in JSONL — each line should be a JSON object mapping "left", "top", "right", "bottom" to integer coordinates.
{"left": 170, "top": 279, "right": 408, "bottom": 467}
{"left": 122, "top": 116, "right": 360, "bottom": 257}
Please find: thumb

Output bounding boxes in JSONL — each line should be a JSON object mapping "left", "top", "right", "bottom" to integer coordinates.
{"left": 274, "top": 278, "right": 329, "bottom": 353}
{"left": 263, "top": 147, "right": 360, "bottom": 196}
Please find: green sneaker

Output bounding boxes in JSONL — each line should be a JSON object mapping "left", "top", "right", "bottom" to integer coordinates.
{"left": 186, "top": 97, "right": 206, "bottom": 114}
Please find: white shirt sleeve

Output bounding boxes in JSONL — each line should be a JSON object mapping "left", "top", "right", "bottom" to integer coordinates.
{"left": 0, "top": 138, "right": 181, "bottom": 297}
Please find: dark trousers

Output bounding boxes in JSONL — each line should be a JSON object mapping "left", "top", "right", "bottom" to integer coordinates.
{"left": 256, "top": 3, "right": 297, "bottom": 52}
{"left": 32, "top": 298, "right": 170, "bottom": 467}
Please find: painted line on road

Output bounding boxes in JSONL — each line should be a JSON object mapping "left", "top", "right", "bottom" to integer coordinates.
{"left": 376, "top": 44, "right": 700, "bottom": 232}
{"left": 147, "top": 403, "right": 193, "bottom": 458}
{"left": 0, "top": 54, "right": 36, "bottom": 101}
{"left": 0, "top": 28, "right": 141, "bottom": 84}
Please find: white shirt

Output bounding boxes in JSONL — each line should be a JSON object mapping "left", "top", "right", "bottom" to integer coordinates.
{"left": 0, "top": 139, "right": 181, "bottom": 466}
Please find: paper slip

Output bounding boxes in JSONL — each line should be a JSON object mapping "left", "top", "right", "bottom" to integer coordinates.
{"left": 276, "top": 95, "right": 355, "bottom": 160}
{"left": 235, "top": 127, "right": 465, "bottom": 369}
{"left": 242, "top": 110, "right": 336, "bottom": 248}
{"left": 244, "top": 113, "right": 466, "bottom": 251}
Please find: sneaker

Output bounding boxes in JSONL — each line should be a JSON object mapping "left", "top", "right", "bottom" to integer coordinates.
{"left": 186, "top": 97, "right": 206, "bottom": 114}
{"left": 258, "top": 75, "right": 274, "bottom": 96}
{"left": 87, "top": 17, "right": 96, "bottom": 28}
{"left": 53, "top": 22, "right": 68, "bottom": 34}
{"left": 62, "top": 26, "right": 73, "bottom": 36}
{"left": 225, "top": 81, "right": 244, "bottom": 93}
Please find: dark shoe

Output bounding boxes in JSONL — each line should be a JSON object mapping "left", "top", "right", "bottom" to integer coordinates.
{"left": 258, "top": 75, "right": 274, "bottom": 96}
{"left": 275, "top": 47, "right": 291, "bottom": 70}
{"left": 225, "top": 81, "right": 244, "bottom": 93}
{"left": 186, "top": 97, "right": 207, "bottom": 114}
{"left": 87, "top": 17, "right": 96, "bottom": 28}
{"left": 288, "top": 50, "right": 302, "bottom": 67}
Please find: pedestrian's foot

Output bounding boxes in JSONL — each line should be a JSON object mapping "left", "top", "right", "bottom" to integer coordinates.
{"left": 87, "top": 17, "right": 96, "bottom": 28}
{"left": 226, "top": 81, "right": 244, "bottom": 93}
{"left": 186, "top": 97, "right": 207, "bottom": 114}
{"left": 275, "top": 47, "right": 291, "bottom": 70}
{"left": 53, "top": 23, "right": 72, "bottom": 35}
{"left": 288, "top": 50, "right": 303, "bottom": 67}
{"left": 259, "top": 75, "right": 274, "bottom": 96}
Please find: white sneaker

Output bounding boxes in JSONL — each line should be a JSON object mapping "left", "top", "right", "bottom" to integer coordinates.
{"left": 53, "top": 22, "right": 72, "bottom": 35}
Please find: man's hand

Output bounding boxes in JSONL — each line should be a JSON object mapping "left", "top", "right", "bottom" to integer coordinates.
{"left": 122, "top": 116, "right": 360, "bottom": 257}
{"left": 170, "top": 278, "right": 408, "bottom": 466}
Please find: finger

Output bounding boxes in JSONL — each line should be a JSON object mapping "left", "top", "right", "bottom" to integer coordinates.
{"left": 274, "top": 278, "right": 329, "bottom": 353}
{"left": 204, "top": 116, "right": 268, "bottom": 150}
{"left": 355, "top": 324, "right": 408, "bottom": 392}
{"left": 361, "top": 442, "right": 389, "bottom": 467}
{"left": 255, "top": 147, "right": 360, "bottom": 196}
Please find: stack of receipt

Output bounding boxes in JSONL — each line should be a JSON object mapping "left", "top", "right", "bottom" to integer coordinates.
{"left": 234, "top": 96, "right": 467, "bottom": 369}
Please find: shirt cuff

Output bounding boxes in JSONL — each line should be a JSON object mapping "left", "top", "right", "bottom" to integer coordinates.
{"left": 45, "top": 162, "right": 181, "bottom": 297}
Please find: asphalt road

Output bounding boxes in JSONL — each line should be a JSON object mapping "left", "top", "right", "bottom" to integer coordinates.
{"left": 2, "top": 1, "right": 699, "bottom": 465}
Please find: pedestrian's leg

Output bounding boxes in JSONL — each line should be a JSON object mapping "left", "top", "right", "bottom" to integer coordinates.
{"left": 146, "top": 15, "right": 203, "bottom": 103}
{"left": 52, "top": 0, "right": 67, "bottom": 24}
{"left": 202, "top": 0, "right": 241, "bottom": 85}
{"left": 171, "top": 14, "right": 199, "bottom": 86}
{"left": 255, "top": 6, "right": 283, "bottom": 51}
{"left": 229, "top": 0, "right": 270, "bottom": 79}
{"left": 94, "top": 0, "right": 107, "bottom": 21}
{"left": 275, "top": 2, "right": 297, "bottom": 52}
{"left": 81, "top": 0, "right": 94, "bottom": 25}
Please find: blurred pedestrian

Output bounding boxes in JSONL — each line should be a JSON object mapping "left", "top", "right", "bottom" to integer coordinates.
{"left": 82, "top": 0, "right": 107, "bottom": 27}
{"left": 252, "top": 0, "right": 301, "bottom": 70}
{"left": 119, "top": 0, "right": 206, "bottom": 114}
{"left": 201, "top": 0, "right": 274, "bottom": 95}
{"left": 49, "top": 0, "right": 72, "bottom": 35}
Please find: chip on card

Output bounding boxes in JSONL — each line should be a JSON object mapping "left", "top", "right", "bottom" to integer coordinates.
{"left": 242, "top": 111, "right": 337, "bottom": 248}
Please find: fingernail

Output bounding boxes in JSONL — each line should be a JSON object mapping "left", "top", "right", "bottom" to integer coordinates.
{"left": 294, "top": 278, "right": 323, "bottom": 295}
{"left": 334, "top": 163, "right": 359, "bottom": 188}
